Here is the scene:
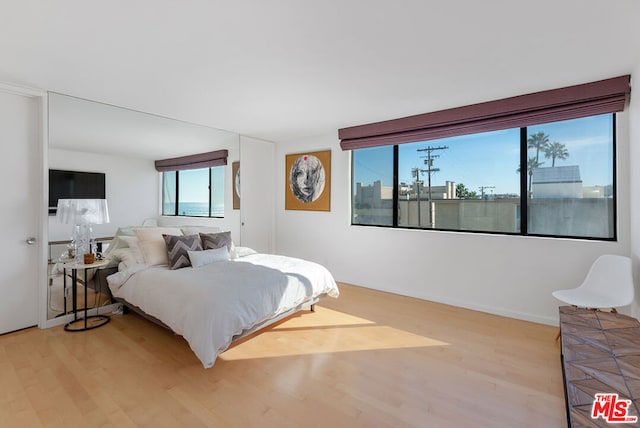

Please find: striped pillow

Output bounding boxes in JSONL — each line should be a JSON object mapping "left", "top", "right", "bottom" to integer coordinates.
{"left": 200, "top": 231, "right": 233, "bottom": 253}
{"left": 163, "top": 234, "right": 202, "bottom": 270}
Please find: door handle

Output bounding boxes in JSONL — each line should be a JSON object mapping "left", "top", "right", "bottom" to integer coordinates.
{"left": 26, "top": 237, "right": 36, "bottom": 245}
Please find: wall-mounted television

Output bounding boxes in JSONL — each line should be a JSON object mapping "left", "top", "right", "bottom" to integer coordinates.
{"left": 49, "top": 169, "right": 106, "bottom": 214}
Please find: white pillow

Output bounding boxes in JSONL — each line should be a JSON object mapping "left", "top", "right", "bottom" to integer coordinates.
{"left": 134, "top": 227, "right": 183, "bottom": 266}
{"left": 111, "top": 248, "right": 144, "bottom": 270}
{"left": 119, "top": 236, "right": 144, "bottom": 262}
{"left": 102, "top": 225, "right": 141, "bottom": 258}
{"left": 188, "top": 246, "right": 230, "bottom": 268}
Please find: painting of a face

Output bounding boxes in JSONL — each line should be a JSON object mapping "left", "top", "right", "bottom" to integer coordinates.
{"left": 285, "top": 149, "right": 331, "bottom": 211}
{"left": 289, "top": 155, "right": 325, "bottom": 203}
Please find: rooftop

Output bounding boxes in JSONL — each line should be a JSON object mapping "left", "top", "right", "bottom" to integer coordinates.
{"left": 532, "top": 166, "right": 581, "bottom": 184}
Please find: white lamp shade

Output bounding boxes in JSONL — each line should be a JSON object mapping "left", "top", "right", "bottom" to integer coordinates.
{"left": 56, "top": 199, "right": 110, "bottom": 225}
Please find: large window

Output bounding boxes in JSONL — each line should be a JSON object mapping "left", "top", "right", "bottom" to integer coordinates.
{"left": 351, "top": 114, "right": 615, "bottom": 240}
{"left": 162, "top": 166, "right": 225, "bottom": 217}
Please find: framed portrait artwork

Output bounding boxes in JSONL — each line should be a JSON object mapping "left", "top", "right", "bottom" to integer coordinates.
{"left": 232, "top": 161, "right": 240, "bottom": 210}
{"left": 285, "top": 149, "right": 331, "bottom": 211}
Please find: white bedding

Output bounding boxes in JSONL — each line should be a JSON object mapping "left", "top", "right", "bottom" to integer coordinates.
{"left": 107, "top": 253, "right": 339, "bottom": 368}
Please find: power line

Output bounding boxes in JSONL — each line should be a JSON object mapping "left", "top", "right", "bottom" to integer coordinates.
{"left": 478, "top": 186, "right": 495, "bottom": 200}
{"left": 416, "top": 145, "right": 448, "bottom": 227}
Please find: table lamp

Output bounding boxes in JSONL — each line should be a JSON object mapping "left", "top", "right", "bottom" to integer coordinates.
{"left": 56, "top": 199, "right": 110, "bottom": 264}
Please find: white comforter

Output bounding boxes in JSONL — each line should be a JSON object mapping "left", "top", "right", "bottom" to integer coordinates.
{"left": 107, "top": 253, "right": 339, "bottom": 368}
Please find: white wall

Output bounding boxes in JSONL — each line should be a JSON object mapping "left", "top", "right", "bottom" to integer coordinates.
{"left": 48, "top": 148, "right": 158, "bottom": 241}
{"left": 274, "top": 122, "right": 631, "bottom": 325}
{"left": 629, "top": 70, "right": 640, "bottom": 319}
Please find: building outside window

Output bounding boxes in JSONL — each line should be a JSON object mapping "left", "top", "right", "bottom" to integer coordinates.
{"left": 351, "top": 114, "right": 615, "bottom": 240}
{"left": 352, "top": 145, "right": 394, "bottom": 226}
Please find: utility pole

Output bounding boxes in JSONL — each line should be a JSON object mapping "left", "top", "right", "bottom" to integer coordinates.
{"left": 479, "top": 186, "right": 495, "bottom": 200}
{"left": 412, "top": 167, "right": 427, "bottom": 226}
{"left": 417, "top": 145, "right": 448, "bottom": 227}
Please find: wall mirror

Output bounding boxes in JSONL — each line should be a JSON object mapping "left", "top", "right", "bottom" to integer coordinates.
{"left": 46, "top": 92, "right": 240, "bottom": 320}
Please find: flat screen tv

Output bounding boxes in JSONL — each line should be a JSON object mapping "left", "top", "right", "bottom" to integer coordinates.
{"left": 49, "top": 169, "right": 106, "bottom": 214}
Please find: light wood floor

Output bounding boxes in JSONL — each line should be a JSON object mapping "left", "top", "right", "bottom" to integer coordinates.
{"left": 0, "top": 283, "right": 566, "bottom": 427}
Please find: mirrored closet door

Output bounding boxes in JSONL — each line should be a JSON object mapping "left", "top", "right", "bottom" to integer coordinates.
{"left": 46, "top": 93, "right": 240, "bottom": 320}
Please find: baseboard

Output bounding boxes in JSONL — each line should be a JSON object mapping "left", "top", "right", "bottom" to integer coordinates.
{"left": 340, "top": 281, "right": 559, "bottom": 326}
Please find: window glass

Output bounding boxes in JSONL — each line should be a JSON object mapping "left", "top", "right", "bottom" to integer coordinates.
{"left": 352, "top": 146, "right": 394, "bottom": 226}
{"left": 162, "top": 166, "right": 225, "bottom": 218}
{"left": 398, "top": 129, "right": 520, "bottom": 232}
{"left": 162, "top": 171, "right": 177, "bottom": 216}
{"left": 527, "top": 114, "right": 614, "bottom": 238}
{"left": 178, "top": 168, "right": 209, "bottom": 216}
{"left": 350, "top": 113, "right": 615, "bottom": 240}
{"left": 210, "top": 166, "right": 225, "bottom": 217}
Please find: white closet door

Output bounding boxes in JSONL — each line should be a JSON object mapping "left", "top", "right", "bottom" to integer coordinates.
{"left": 239, "top": 136, "right": 275, "bottom": 254}
{"left": 0, "top": 89, "right": 40, "bottom": 334}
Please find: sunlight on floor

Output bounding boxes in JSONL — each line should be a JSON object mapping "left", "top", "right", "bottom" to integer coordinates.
{"left": 219, "top": 306, "right": 449, "bottom": 361}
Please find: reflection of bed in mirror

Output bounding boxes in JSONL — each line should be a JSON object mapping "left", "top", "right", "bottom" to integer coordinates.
{"left": 46, "top": 92, "right": 243, "bottom": 321}
{"left": 105, "top": 226, "right": 339, "bottom": 368}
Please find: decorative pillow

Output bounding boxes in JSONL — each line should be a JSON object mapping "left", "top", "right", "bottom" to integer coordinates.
{"left": 200, "top": 231, "right": 237, "bottom": 258}
{"left": 134, "top": 227, "right": 183, "bottom": 266}
{"left": 119, "top": 236, "right": 144, "bottom": 262}
{"left": 163, "top": 234, "right": 202, "bottom": 270}
{"left": 188, "top": 246, "right": 230, "bottom": 268}
{"left": 111, "top": 248, "right": 144, "bottom": 270}
{"left": 102, "top": 225, "right": 140, "bottom": 258}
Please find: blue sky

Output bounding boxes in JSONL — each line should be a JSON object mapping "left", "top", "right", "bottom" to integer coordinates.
{"left": 353, "top": 114, "right": 614, "bottom": 195}
{"left": 175, "top": 167, "right": 225, "bottom": 205}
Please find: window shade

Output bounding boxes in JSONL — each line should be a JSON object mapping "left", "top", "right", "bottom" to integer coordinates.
{"left": 339, "top": 75, "right": 631, "bottom": 150}
{"left": 154, "top": 149, "right": 228, "bottom": 172}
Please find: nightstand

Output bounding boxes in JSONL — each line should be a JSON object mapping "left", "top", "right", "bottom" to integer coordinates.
{"left": 62, "top": 258, "right": 112, "bottom": 332}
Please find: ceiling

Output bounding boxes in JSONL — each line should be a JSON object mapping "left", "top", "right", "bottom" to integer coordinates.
{"left": 2, "top": 0, "right": 639, "bottom": 152}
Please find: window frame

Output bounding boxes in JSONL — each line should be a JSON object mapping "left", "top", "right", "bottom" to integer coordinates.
{"left": 162, "top": 166, "right": 225, "bottom": 218}
{"left": 350, "top": 114, "right": 617, "bottom": 242}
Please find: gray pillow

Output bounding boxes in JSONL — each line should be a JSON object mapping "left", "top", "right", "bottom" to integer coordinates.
{"left": 163, "top": 234, "right": 202, "bottom": 270}
{"left": 188, "top": 246, "right": 230, "bottom": 268}
{"left": 200, "top": 231, "right": 233, "bottom": 252}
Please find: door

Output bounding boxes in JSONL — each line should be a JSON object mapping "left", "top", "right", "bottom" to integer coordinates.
{"left": 0, "top": 89, "right": 41, "bottom": 334}
{"left": 239, "top": 136, "right": 275, "bottom": 253}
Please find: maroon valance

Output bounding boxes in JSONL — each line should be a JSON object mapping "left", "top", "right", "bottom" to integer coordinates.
{"left": 154, "top": 149, "right": 228, "bottom": 172}
{"left": 339, "top": 75, "right": 631, "bottom": 150}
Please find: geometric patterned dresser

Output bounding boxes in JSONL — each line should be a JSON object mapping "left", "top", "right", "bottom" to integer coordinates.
{"left": 559, "top": 306, "right": 640, "bottom": 427}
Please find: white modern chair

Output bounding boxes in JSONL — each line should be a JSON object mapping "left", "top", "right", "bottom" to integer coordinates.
{"left": 552, "top": 254, "right": 635, "bottom": 312}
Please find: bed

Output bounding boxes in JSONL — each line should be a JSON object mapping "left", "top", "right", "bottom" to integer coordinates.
{"left": 105, "top": 226, "right": 339, "bottom": 368}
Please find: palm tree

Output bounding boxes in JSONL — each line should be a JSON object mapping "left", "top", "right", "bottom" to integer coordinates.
{"left": 544, "top": 141, "right": 569, "bottom": 167}
{"left": 517, "top": 156, "right": 545, "bottom": 198}
{"left": 456, "top": 183, "right": 478, "bottom": 199}
{"left": 527, "top": 131, "right": 550, "bottom": 164}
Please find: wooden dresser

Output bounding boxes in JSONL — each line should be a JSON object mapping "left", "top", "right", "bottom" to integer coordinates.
{"left": 559, "top": 306, "right": 640, "bottom": 427}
